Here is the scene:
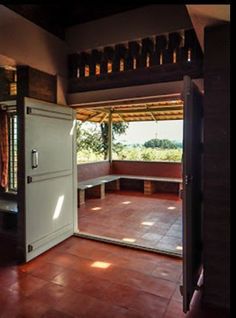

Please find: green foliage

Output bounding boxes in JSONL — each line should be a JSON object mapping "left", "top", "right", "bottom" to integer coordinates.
{"left": 111, "top": 146, "right": 182, "bottom": 162}
{"left": 77, "top": 121, "right": 129, "bottom": 160}
{"left": 144, "top": 138, "right": 178, "bottom": 149}
{"left": 77, "top": 121, "right": 182, "bottom": 163}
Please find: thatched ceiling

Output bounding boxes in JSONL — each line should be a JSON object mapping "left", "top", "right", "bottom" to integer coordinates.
{"left": 76, "top": 99, "right": 183, "bottom": 123}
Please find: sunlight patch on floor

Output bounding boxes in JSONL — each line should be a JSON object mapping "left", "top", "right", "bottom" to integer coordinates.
{"left": 167, "top": 206, "right": 176, "bottom": 210}
{"left": 122, "top": 238, "right": 136, "bottom": 243}
{"left": 91, "top": 261, "right": 111, "bottom": 269}
{"left": 141, "top": 221, "right": 154, "bottom": 226}
{"left": 91, "top": 207, "right": 102, "bottom": 211}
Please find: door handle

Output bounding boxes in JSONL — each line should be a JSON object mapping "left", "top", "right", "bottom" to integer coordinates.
{"left": 32, "top": 149, "right": 39, "bottom": 169}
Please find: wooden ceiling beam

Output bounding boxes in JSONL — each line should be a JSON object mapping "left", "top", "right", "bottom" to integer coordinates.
{"left": 71, "top": 93, "right": 182, "bottom": 109}
{"left": 111, "top": 106, "right": 182, "bottom": 114}
{"left": 99, "top": 113, "right": 108, "bottom": 123}
{"left": 81, "top": 111, "right": 104, "bottom": 121}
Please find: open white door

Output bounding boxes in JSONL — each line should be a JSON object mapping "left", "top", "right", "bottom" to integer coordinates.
{"left": 182, "top": 76, "right": 203, "bottom": 312}
{"left": 20, "top": 97, "right": 77, "bottom": 262}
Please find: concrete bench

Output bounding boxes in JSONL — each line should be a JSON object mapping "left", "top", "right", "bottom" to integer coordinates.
{"left": 118, "top": 175, "right": 182, "bottom": 195}
{"left": 78, "top": 174, "right": 182, "bottom": 205}
{"left": 78, "top": 175, "right": 120, "bottom": 206}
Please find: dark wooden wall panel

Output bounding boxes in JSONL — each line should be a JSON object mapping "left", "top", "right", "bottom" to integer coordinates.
{"left": 17, "top": 66, "right": 57, "bottom": 103}
{"left": 0, "top": 68, "right": 16, "bottom": 101}
{"left": 203, "top": 23, "right": 230, "bottom": 310}
{"left": 69, "top": 61, "right": 203, "bottom": 93}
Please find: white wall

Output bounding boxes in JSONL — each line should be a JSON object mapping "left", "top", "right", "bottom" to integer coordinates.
{"left": 186, "top": 4, "right": 230, "bottom": 51}
{"left": 67, "top": 79, "right": 203, "bottom": 107}
{"left": 0, "top": 5, "right": 68, "bottom": 105}
{"left": 66, "top": 5, "right": 193, "bottom": 52}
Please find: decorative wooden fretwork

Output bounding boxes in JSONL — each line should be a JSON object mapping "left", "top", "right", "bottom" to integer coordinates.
{"left": 68, "top": 28, "right": 203, "bottom": 93}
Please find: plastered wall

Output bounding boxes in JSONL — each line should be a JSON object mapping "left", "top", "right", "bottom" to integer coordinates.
{"left": 0, "top": 5, "right": 68, "bottom": 105}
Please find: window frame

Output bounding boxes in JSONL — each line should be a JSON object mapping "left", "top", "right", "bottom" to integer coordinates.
{"left": 8, "top": 112, "right": 18, "bottom": 193}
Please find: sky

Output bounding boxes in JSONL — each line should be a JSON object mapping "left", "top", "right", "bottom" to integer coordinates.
{"left": 116, "top": 120, "right": 183, "bottom": 144}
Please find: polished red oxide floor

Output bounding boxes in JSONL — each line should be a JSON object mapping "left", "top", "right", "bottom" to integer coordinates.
{"left": 0, "top": 237, "right": 229, "bottom": 317}
{"left": 78, "top": 191, "right": 182, "bottom": 256}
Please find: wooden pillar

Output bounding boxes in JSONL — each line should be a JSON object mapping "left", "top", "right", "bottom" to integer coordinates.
{"left": 78, "top": 189, "right": 85, "bottom": 206}
{"left": 108, "top": 110, "right": 113, "bottom": 163}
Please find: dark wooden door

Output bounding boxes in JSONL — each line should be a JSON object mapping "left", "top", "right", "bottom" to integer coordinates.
{"left": 182, "top": 75, "right": 203, "bottom": 312}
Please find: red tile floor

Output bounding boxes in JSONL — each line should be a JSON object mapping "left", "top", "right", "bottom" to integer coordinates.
{"left": 0, "top": 237, "right": 229, "bottom": 317}
{"left": 78, "top": 191, "right": 182, "bottom": 256}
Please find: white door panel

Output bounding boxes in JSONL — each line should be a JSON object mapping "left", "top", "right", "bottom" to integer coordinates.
{"left": 26, "top": 175, "right": 73, "bottom": 243}
{"left": 23, "top": 97, "right": 76, "bottom": 262}
{"left": 26, "top": 119, "right": 73, "bottom": 174}
{"left": 25, "top": 106, "right": 73, "bottom": 175}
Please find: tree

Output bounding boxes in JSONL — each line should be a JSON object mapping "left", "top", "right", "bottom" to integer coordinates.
{"left": 144, "top": 138, "right": 177, "bottom": 149}
{"left": 77, "top": 121, "right": 129, "bottom": 160}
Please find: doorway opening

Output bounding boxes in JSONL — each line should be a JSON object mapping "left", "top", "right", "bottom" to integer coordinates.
{"left": 75, "top": 93, "right": 184, "bottom": 258}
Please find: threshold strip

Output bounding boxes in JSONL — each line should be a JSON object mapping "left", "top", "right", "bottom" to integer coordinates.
{"left": 74, "top": 231, "right": 182, "bottom": 259}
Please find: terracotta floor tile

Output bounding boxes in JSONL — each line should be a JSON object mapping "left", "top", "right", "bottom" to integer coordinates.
{"left": 0, "top": 267, "right": 26, "bottom": 288}
{"left": 0, "top": 288, "right": 28, "bottom": 314}
{"left": 141, "top": 232, "right": 164, "bottom": 242}
{"left": 29, "top": 282, "right": 76, "bottom": 307}
{"left": 114, "top": 256, "right": 158, "bottom": 275}
{"left": 0, "top": 296, "right": 51, "bottom": 318}
{"left": 78, "top": 191, "right": 182, "bottom": 256}
{"left": 164, "top": 299, "right": 186, "bottom": 318}
{"left": 47, "top": 253, "right": 93, "bottom": 275}
{"left": 84, "top": 298, "right": 128, "bottom": 318}
{"left": 41, "top": 309, "right": 76, "bottom": 318}
{"left": 99, "top": 281, "right": 139, "bottom": 308}
{"left": 151, "top": 263, "right": 182, "bottom": 283}
{"left": 51, "top": 267, "right": 92, "bottom": 289}
{"left": 0, "top": 236, "right": 229, "bottom": 318}
{"left": 122, "top": 309, "right": 149, "bottom": 318}
{"left": 141, "top": 275, "right": 176, "bottom": 299}
{"left": 171, "top": 285, "right": 183, "bottom": 303}
{"left": 128, "top": 290, "right": 169, "bottom": 318}
{"left": 29, "top": 262, "right": 67, "bottom": 281}
{"left": 105, "top": 266, "right": 150, "bottom": 290}
{"left": 8, "top": 274, "right": 48, "bottom": 297}
{"left": 56, "top": 289, "right": 104, "bottom": 317}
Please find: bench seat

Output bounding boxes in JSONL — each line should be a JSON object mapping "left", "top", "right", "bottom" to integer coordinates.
{"left": 78, "top": 175, "right": 120, "bottom": 206}
{"left": 78, "top": 174, "right": 182, "bottom": 206}
{"left": 78, "top": 175, "right": 120, "bottom": 190}
{"left": 118, "top": 175, "right": 182, "bottom": 196}
{"left": 118, "top": 175, "right": 181, "bottom": 183}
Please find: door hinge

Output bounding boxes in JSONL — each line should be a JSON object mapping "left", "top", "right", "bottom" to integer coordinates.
{"left": 179, "top": 285, "right": 183, "bottom": 296}
{"left": 184, "top": 175, "right": 193, "bottom": 185}
{"left": 27, "top": 107, "right": 32, "bottom": 114}
{"left": 27, "top": 176, "right": 33, "bottom": 183}
{"left": 28, "top": 244, "right": 33, "bottom": 253}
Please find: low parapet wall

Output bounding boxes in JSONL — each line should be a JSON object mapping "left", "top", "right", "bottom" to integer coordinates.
{"left": 77, "top": 161, "right": 111, "bottom": 182}
{"left": 78, "top": 160, "right": 182, "bottom": 181}
{"left": 111, "top": 160, "right": 182, "bottom": 179}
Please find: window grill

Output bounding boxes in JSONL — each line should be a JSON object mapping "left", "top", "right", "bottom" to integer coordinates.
{"left": 8, "top": 114, "right": 17, "bottom": 192}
